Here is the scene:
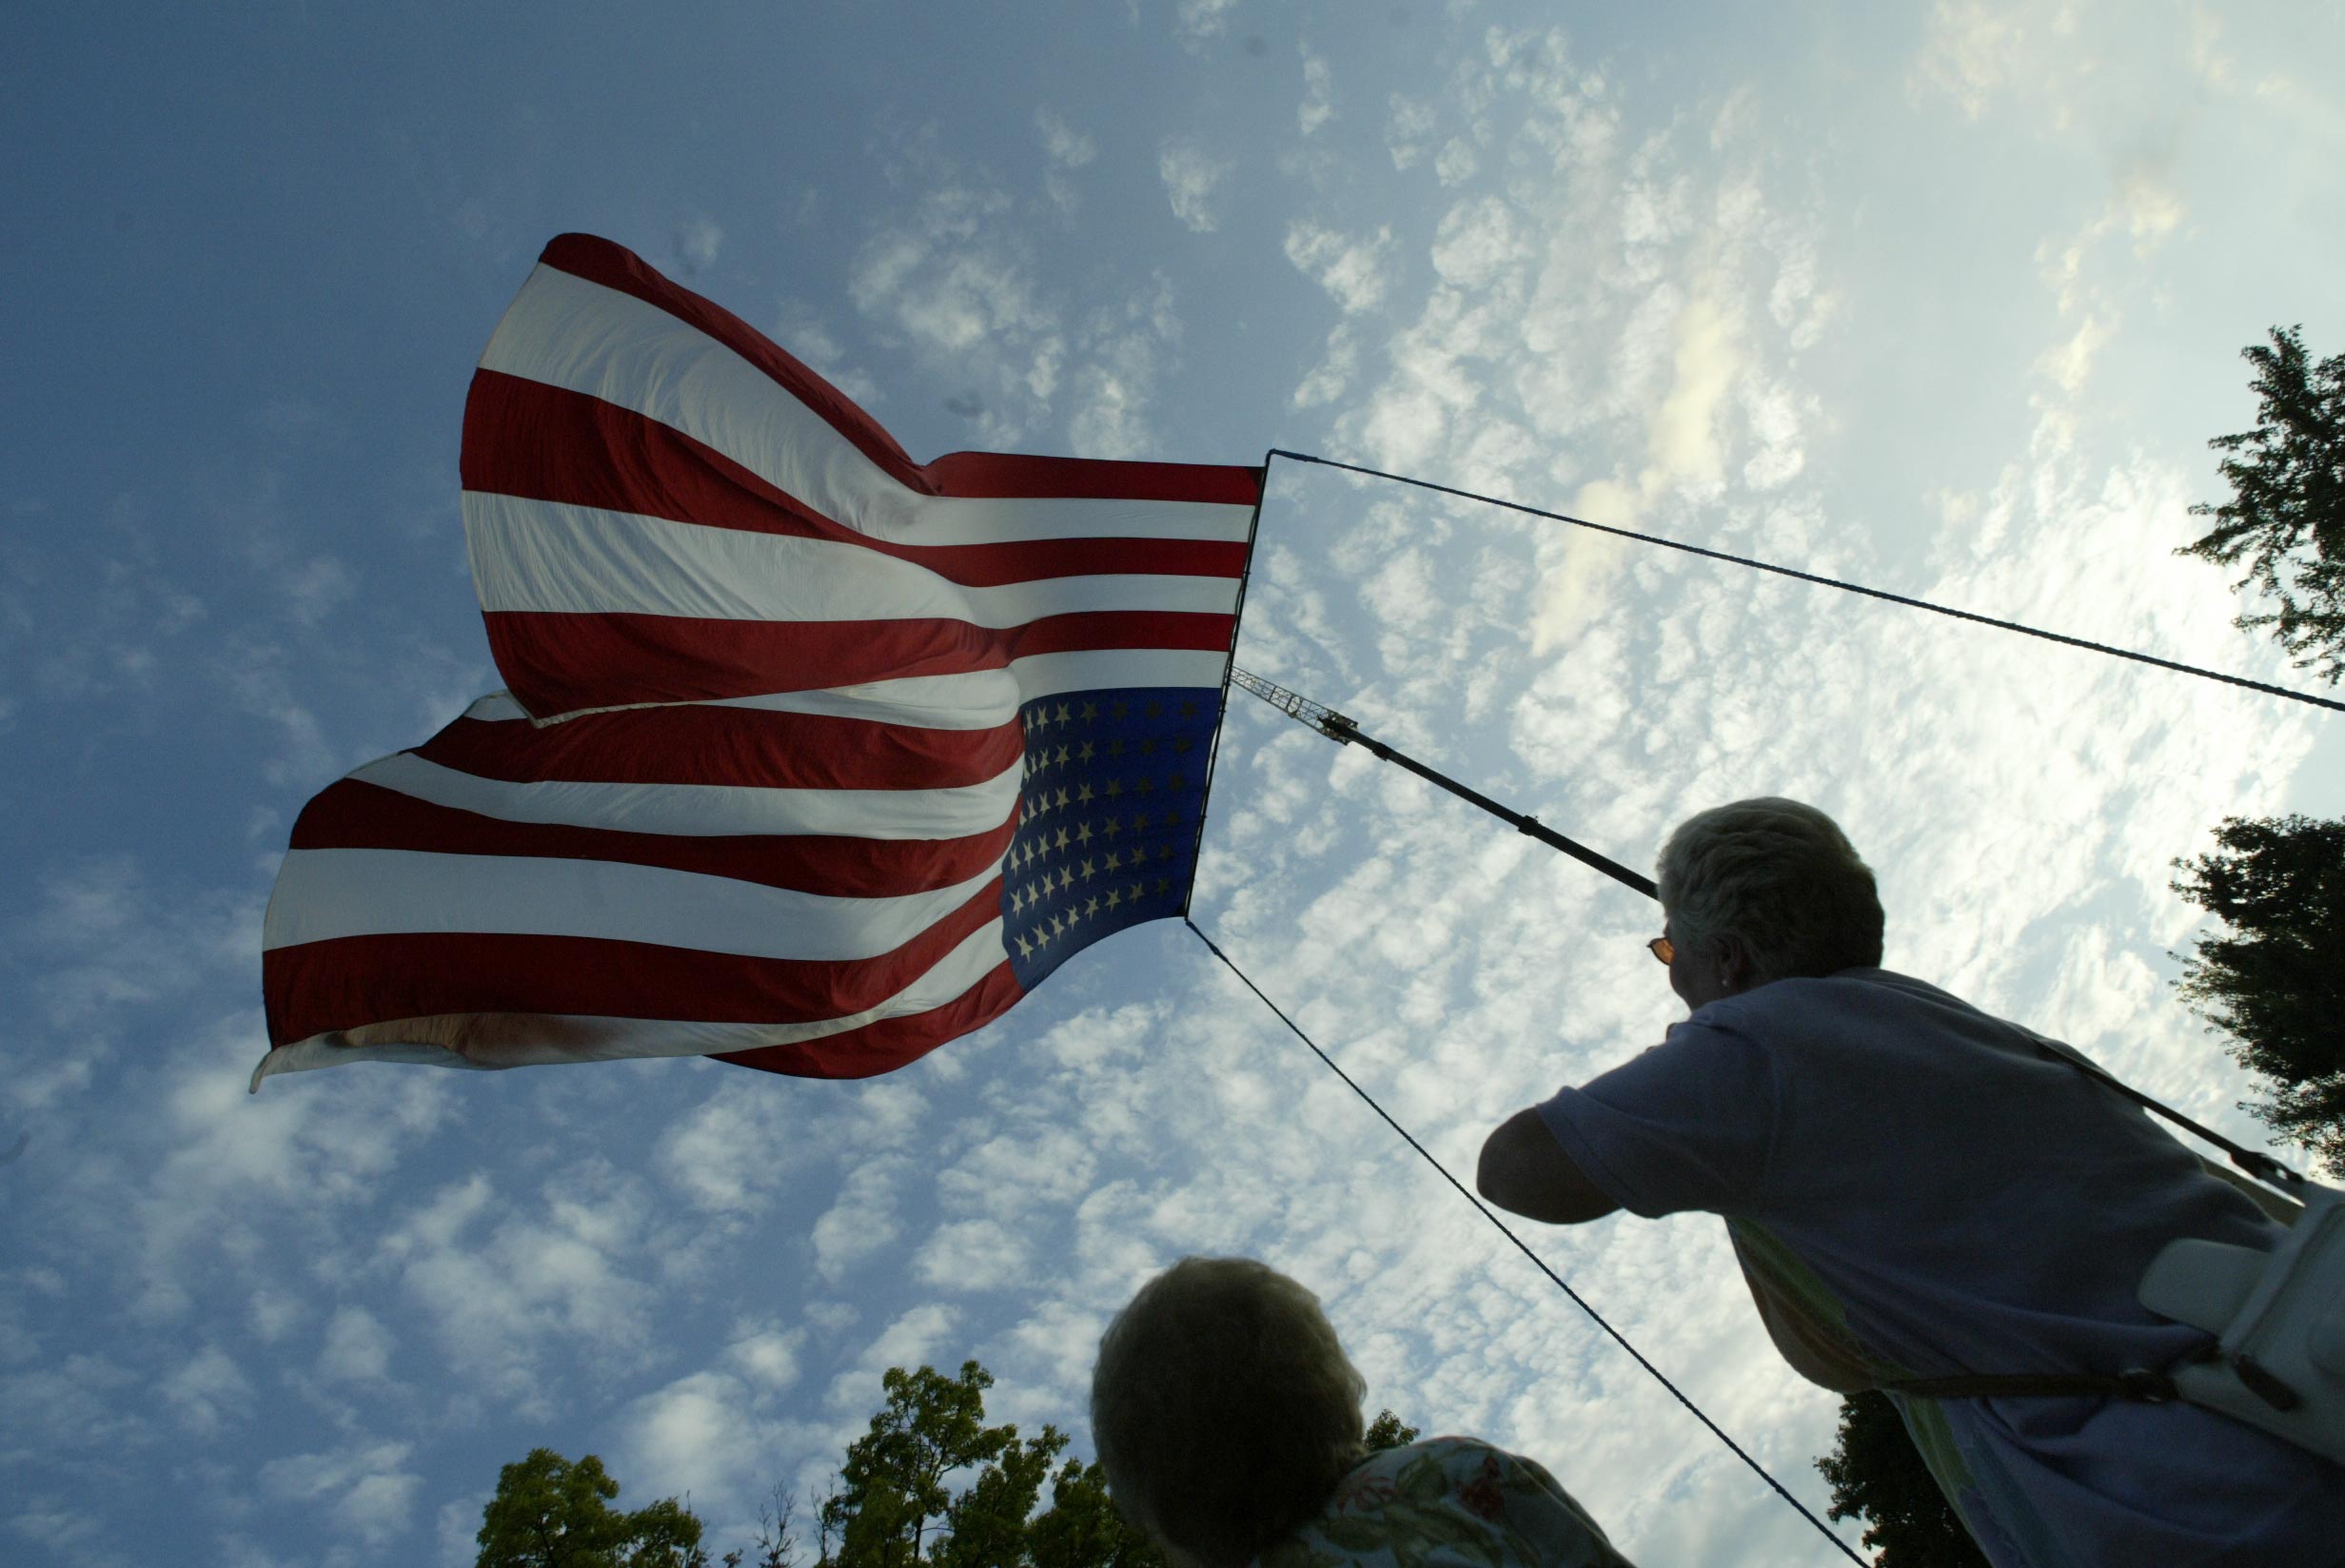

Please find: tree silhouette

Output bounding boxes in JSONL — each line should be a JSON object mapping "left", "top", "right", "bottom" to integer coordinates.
{"left": 814, "top": 1362, "right": 1165, "bottom": 1568}
{"left": 1024, "top": 1456, "right": 1164, "bottom": 1568}
{"left": 1815, "top": 1393, "right": 1987, "bottom": 1568}
{"left": 719, "top": 1485, "right": 799, "bottom": 1568}
{"left": 2179, "top": 325, "right": 2345, "bottom": 682}
{"left": 475, "top": 1448, "right": 707, "bottom": 1568}
{"left": 1362, "top": 1410, "right": 1420, "bottom": 1454}
{"left": 2173, "top": 813, "right": 2345, "bottom": 1174}
{"left": 485, "top": 1367, "right": 1410, "bottom": 1564}
{"left": 824, "top": 1362, "right": 1012, "bottom": 1567}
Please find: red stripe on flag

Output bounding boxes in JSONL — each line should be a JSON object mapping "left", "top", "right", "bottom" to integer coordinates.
{"left": 714, "top": 960, "right": 1024, "bottom": 1079}
{"left": 462, "top": 372, "right": 1251, "bottom": 583}
{"left": 413, "top": 706, "right": 1023, "bottom": 793}
{"left": 263, "top": 874, "right": 1006, "bottom": 1046}
{"left": 921, "top": 450, "right": 1263, "bottom": 506}
{"left": 289, "top": 779, "right": 1017, "bottom": 898}
{"left": 535, "top": 236, "right": 1264, "bottom": 506}
{"left": 485, "top": 609, "right": 1236, "bottom": 714}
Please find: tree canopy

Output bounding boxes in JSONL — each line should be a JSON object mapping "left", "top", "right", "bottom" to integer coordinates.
{"left": 1814, "top": 1393, "right": 1988, "bottom": 1568}
{"left": 1362, "top": 1410, "right": 1421, "bottom": 1453}
{"left": 478, "top": 1367, "right": 1428, "bottom": 1567}
{"left": 2172, "top": 813, "right": 2345, "bottom": 1174}
{"left": 476, "top": 1448, "right": 707, "bottom": 1568}
{"left": 2179, "top": 325, "right": 2345, "bottom": 683}
{"left": 824, "top": 1362, "right": 1010, "bottom": 1567}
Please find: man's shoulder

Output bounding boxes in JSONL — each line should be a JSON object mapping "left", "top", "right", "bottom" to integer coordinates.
{"left": 1689, "top": 970, "right": 2020, "bottom": 1060}
{"left": 1262, "top": 1437, "right": 1631, "bottom": 1568}
{"left": 1709, "top": 968, "right": 1974, "bottom": 1023}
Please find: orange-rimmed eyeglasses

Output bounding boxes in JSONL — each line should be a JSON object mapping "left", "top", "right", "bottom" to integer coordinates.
{"left": 1647, "top": 936, "right": 1675, "bottom": 965}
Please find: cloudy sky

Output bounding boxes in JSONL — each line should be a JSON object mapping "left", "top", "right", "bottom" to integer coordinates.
{"left": 7, "top": 3, "right": 2344, "bottom": 1565}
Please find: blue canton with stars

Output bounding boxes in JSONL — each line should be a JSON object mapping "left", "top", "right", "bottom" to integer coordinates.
{"left": 1000, "top": 686, "right": 1223, "bottom": 990}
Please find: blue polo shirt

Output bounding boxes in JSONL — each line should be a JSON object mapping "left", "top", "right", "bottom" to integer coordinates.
{"left": 1537, "top": 968, "right": 2345, "bottom": 1568}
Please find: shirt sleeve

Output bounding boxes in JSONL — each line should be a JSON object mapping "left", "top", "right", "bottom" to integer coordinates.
{"left": 1535, "top": 1015, "right": 1779, "bottom": 1218}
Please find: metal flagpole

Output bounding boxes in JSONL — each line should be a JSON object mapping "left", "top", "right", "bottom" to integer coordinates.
{"left": 1229, "top": 666, "right": 1658, "bottom": 900}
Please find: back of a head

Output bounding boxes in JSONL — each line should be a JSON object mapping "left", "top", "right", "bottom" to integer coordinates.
{"left": 1657, "top": 796, "right": 1884, "bottom": 983}
{"left": 1091, "top": 1257, "right": 1368, "bottom": 1568}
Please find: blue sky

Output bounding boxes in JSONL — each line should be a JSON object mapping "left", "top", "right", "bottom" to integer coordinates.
{"left": 7, "top": 3, "right": 2344, "bottom": 1565}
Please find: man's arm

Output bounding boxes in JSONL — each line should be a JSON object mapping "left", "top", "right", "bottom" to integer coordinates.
{"left": 1476, "top": 1107, "right": 1622, "bottom": 1225}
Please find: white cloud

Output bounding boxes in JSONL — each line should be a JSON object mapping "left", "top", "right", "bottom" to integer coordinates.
{"left": 161, "top": 1344, "right": 254, "bottom": 1435}
{"left": 938, "top": 1123, "right": 1097, "bottom": 1217}
{"left": 259, "top": 1439, "right": 421, "bottom": 1546}
{"left": 8, "top": 1500, "right": 105, "bottom": 1558}
{"left": 1386, "top": 92, "right": 1438, "bottom": 169}
{"left": 1429, "top": 199, "right": 1526, "bottom": 294}
{"left": 1910, "top": 0, "right": 2040, "bottom": 119}
{"left": 827, "top": 1303, "right": 959, "bottom": 1414}
{"left": 2036, "top": 312, "right": 2115, "bottom": 395}
{"left": 13, "top": 854, "right": 244, "bottom": 1032}
{"left": 771, "top": 297, "right": 881, "bottom": 406}
{"left": 1035, "top": 108, "right": 1096, "bottom": 214}
{"left": 676, "top": 214, "right": 723, "bottom": 272}
{"left": 1157, "top": 140, "right": 1230, "bottom": 233}
{"left": 730, "top": 1325, "right": 805, "bottom": 1390}
{"left": 811, "top": 1158, "right": 907, "bottom": 1283}
{"left": 438, "top": 1496, "right": 487, "bottom": 1568}
{"left": 848, "top": 181, "right": 1065, "bottom": 446}
{"left": 1035, "top": 108, "right": 1095, "bottom": 169}
{"left": 248, "top": 1288, "right": 306, "bottom": 1345}
{"left": 1284, "top": 221, "right": 1397, "bottom": 315}
{"left": 0, "top": 1354, "right": 143, "bottom": 1460}
{"left": 1175, "top": 0, "right": 1239, "bottom": 42}
{"left": 1434, "top": 138, "right": 1478, "bottom": 186}
{"left": 1645, "top": 288, "right": 1741, "bottom": 493}
{"left": 1523, "top": 278, "right": 1746, "bottom": 655}
{"left": 622, "top": 1369, "right": 763, "bottom": 1501}
{"left": 1298, "top": 49, "right": 1335, "bottom": 136}
{"left": 385, "top": 1164, "right": 661, "bottom": 1411}
{"left": 1291, "top": 323, "right": 1359, "bottom": 410}
{"left": 2113, "top": 165, "right": 2184, "bottom": 247}
{"left": 1065, "top": 273, "right": 1182, "bottom": 461}
{"left": 853, "top": 204, "right": 1039, "bottom": 356}
{"left": 863, "top": 1302, "right": 956, "bottom": 1372}
{"left": 1910, "top": 0, "right": 2200, "bottom": 265}
{"left": 912, "top": 1217, "right": 1034, "bottom": 1292}
{"left": 658, "top": 1088, "right": 816, "bottom": 1217}
{"left": 843, "top": 157, "right": 1186, "bottom": 462}
{"left": 283, "top": 556, "right": 355, "bottom": 629}
{"left": 218, "top": 636, "right": 341, "bottom": 788}
{"left": 316, "top": 1305, "right": 394, "bottom": 1384}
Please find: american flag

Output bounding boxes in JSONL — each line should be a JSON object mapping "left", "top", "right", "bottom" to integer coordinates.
{"left": 254, "top": 235, "right": 1260, "bottom": 1088}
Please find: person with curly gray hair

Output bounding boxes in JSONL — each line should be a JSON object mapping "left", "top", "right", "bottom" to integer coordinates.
{"left": 1090, "top": 1256, "right": 1632, "bottom": 1567}
{"left": 1474, "top": 796, "right": 2343, "bottom": 1568}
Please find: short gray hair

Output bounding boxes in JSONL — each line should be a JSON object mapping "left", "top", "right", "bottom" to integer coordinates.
{"left": 1091, "top": 1257, "right": 1366, "bottom": 1567}
{"left": 1657, "top": 797, "right": 1883, "bottom": 982}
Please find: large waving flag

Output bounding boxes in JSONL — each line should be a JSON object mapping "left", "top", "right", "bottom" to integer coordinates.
{"left": 254, "top": 235, "right": 1260, "bottom": 1088}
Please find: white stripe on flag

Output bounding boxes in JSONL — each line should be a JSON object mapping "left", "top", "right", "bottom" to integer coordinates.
{"left": 480, "top": 265, "right": 1254, "bottom": 546}
{"left": 262, "top": 849, "right": 1004, "bottom": 961}
{"left": 464, "top": 493, "right": 1242, "bottom": 622}
{"left": 1009, "top": 648, "right": 1232, "bottom": 697}
{"left": 349, "top": 751, "right": 1024, "bottom": 840}
{"left": 462, "top": 668, "right": 1023, "bottom": 731}
{"left": 251, "top": 920, "right": 1011, "bottom": 1085}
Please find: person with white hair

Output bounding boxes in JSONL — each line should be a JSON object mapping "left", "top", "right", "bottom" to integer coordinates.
{"left": 1090, "top": 1255, "right": 1634, "bottom": 1567}
{"left": 1474, "top": 796, "right": 2344, "bottom": 1568}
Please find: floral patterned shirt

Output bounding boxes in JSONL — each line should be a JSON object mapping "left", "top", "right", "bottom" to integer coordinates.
{"left": 1254, "top": 1437, "right": 1635, "bottom": 1568}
